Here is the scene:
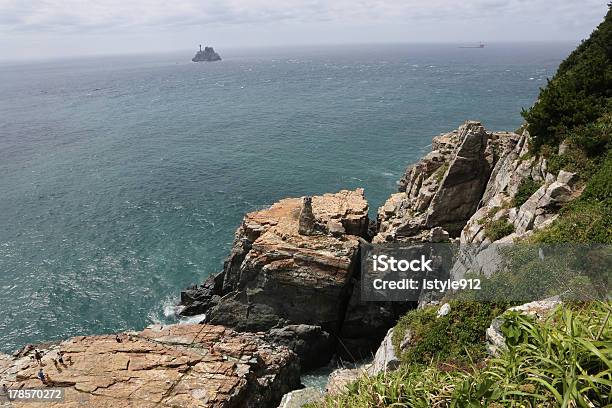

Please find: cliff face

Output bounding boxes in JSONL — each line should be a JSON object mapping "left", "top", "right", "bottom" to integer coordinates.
{"left": 0, "top": 324, "right": 299, "bottom": 407}
{"left": 375, "top": 121, "right": 521, "bottom": 242}
{"left": 376, "top": 121, "right": 581, "bottom": 247}
{"left": 180, "top": 189, "right": 402, "bottom": 365}
{"left": 374, "top": 120, "right": 583, "bottom": 281}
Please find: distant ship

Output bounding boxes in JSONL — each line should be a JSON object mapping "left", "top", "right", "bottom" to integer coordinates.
{"left": 192, "top": 45, "right": 221, "bottom": 62}
{"left": 459, "top": 43, "right": 485, "bottom": 49}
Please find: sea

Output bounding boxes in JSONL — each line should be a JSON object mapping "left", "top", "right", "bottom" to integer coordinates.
{"left": 0, "top": 43, "right": 572, "bottom": 359}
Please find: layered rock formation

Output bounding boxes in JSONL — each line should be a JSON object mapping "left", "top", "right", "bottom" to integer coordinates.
{"left": 180, "top": 189, "right": 396, "bottom": 365}
{"left": 372, "top": 121, "right": 585, "bottom": 282}
{"left": 0, "top": 324, "right": 299, "bottom": 408}
{"left": 375, "top": 121, "right": 521, "bottom": 243}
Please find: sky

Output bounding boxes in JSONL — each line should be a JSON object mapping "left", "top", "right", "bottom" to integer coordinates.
{"left": 0, "top": 0, "right": 608, "bottom": 61}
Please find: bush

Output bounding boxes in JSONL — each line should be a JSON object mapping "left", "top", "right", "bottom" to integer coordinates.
{"left": 392, "top": 301, "right": 510, "bottom": 366}
{"left": 545, "top": 145, "right": 598, "bottom": 178}
{"left": 484, "top": 219, "right": 515, "bottom": 241}
{"left": 512, "top": 178, "right": 541, "bottom": 207}
{"left": 522, "top": 5, "right": 612, "bottom": 151}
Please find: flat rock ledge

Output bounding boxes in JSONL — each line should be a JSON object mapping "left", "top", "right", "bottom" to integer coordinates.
{"left": 0, "top": 324, "right": 299, "bottom": 408}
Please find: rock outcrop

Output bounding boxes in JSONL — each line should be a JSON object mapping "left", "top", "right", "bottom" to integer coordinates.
{"left": 367, "top": 328, "right": 400, "bottom": 375}
{"left": 180, "top": 190, "right": 392, "bottom": 363}
{"left": 325, "top": 366, "right": 366, "bottom": 395}
{"left": 373, "top": 121, "right": 585, "bottom": 284}
{"left": 375, "top": 121, "right": 521, "bottom": 243}
{"left": 0, "top": 324, "right": 299, "bottom": 408}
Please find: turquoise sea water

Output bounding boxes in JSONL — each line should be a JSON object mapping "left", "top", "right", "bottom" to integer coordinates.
{"left": 0, "top": 43, "right": 572, "bottom": 352}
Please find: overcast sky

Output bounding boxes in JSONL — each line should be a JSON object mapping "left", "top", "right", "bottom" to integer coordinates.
{"left": 0, "top": 0, "right": 608, "bottom": 60}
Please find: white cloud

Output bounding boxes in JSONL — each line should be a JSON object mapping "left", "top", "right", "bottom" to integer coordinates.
{"left": 0, "top": 0, "right": 608, "bottom": 60}
{"left": 0, "top": 0, "right": 605, "bottom": 32}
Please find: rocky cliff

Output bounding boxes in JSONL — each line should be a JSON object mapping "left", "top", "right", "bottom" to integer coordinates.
{"left": 177, "top": 120, "right": 582, "bottom": 375}
{"left": 179, "top": 189, "right": 405, "bottom": 367}
{"left": 0, "top": 324, "right": 299, "bottom": 408}
{"left": 3, "top": 120, "right": 583, "bottom": 407}
{"left": 375, "top": 120, "right": 582, "bottom": 280}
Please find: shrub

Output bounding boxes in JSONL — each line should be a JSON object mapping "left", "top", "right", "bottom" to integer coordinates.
{"left": 522, "top": 5, "right": 612, "bottom": 151}
{"left": 392, "top": 301, "right": 509, "bottom": 366}
{"left": 313, "top": 302, "right": 612, "bottom": 408}
{"left": 484, "top": 219, "right": 515, "bottom": 241}
{"left": 512, "top": 177, "right": 541, "bottom": 207}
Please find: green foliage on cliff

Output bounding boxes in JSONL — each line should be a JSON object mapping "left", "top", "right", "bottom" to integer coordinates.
{"left": 512, "top": 178, "right": 541, "bottom": 207}
{"left": 313, "top": 302, "right": 612, "bottom": 408}
{"left": 484, "top": 219, "right": 515, "bottom": 242}
{"left": 391, "top": 301, "right": 509, "bottom": 367}
{"left": 524, "top": 4, "right": 612, "bottom": 244}
{"left": 532, "top": 150, "right": 612, "bottom": 244}
{"left": 522, "top": 5, "right": 612, "bottom": 152}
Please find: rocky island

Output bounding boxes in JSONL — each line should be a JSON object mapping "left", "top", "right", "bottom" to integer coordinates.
{"left": 192, "top": 45, "right": 221, "bottom": 62}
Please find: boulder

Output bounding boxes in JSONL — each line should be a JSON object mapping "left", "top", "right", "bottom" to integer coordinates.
{"left": 267, "top": 325, "right": 334, "bottom": 371}
{"left": 367, "top": 328, "right": 400, "bottom": 375}
{"left": 437, "top": 303, "right": 451, "bottom": 318}
{"left": 278, "top": 387, "right": 322, "bottom": 408}
{"left": 0, "top": 324, "right": 300, "bottom": 407}
{"left": 487, "top": 297, "right": 561, "bottom": 356}
{"left": 325, "top": 366, "right": 367, "bottom": 395}
{"left": 511, "top": 171, "right": 578, "bottom": 235}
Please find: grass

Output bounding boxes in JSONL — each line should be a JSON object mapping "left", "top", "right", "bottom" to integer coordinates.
{"left": 512, "top": 178, "right": 542, "bottom": 208}
{"left": 311, "top": 302, "right": 612, "bottom": 408}
{"left": 433, "top": 162, "right": 450, "bottom": 183}
{"left": 391, "top": 301, "right": 510, "bottom": 367}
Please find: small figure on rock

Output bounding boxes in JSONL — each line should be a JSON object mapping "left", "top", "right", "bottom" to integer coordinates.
{"left": 115, "top": 334, "right": 122, "bottom": 343}
{"left": 34, "top": 349, "right": 43, "bottom": 365}
{"left": 37, "top": 368, "right": 45, "bottom": 383}
{"left": 298, "top": 196, "right": 316, "bottom": 235}
{"left": 57, "top": 351, "right": 65, "bottom": 366}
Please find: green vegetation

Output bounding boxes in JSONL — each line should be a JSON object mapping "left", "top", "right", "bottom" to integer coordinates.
{"left": 476, "top": 206, "right": 515, "bottom": 241}
{"left": 532, "top": 150, "right": 612, "bottom": 244}
{"left": 392, "top": 301, "right": 510, "bottom": 366}
{"left": 434, "top": 162, "right": 450, "bottom": 183}
{"left": 519, "top": 4, "right": 612, "bottom": 244}
{"left": 521, "top": 6, "right": 611, "bottom": 152}
{"left": 459, "top": 245, "right": 608, "bottom": 303}
{"left": 511, "top": 178, "right": 541, "bottom": 207}
{"left": 484, "top": 219, "right": 515, "bottom": 242}
{"left": 313, "top": 302, "right": 612, "bottom": 408}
